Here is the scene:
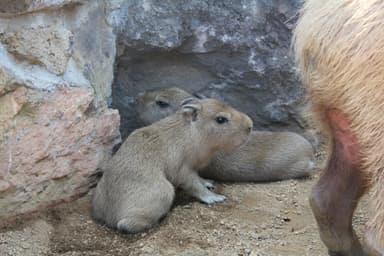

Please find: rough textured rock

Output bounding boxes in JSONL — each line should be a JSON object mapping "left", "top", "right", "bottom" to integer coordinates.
{"left": 0, "top": 0, "right": 83, "bottom": 16}
{"left": 0, "top": 86, "right": 120, "bottom": 217}
{"left": 0, "top": 0, "right": 115, "bottom": 104}
{"left": 0, "top": 0, "right": 120, "bottom": 219}
{"left": 108, "top": 0, "right": 306, "bottom": 139}
{"left": 72, "top": 0, "right": 116, "bottom": 106}
{"left": 0, "top": 26, "right": 73, "bottom": 75}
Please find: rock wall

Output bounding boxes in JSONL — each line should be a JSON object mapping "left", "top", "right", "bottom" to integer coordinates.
{"left": 0, "top": 0, "right": 307, "bottom": 219}
{"left": 108, "top": 0, "right": 305, "bottom": 139}
{"left": 0, "top": 0, "right": 120, "bottom": 219}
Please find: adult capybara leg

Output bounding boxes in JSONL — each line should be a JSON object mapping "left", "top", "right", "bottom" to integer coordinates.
{"left": 310, "top": 110, "right": 369, "bottom": 256}
{"left": 365, "top": 227, "right": 384, "bottom": 256}
{"left": 364, "top": 176, "right": 384, "bottom": 256}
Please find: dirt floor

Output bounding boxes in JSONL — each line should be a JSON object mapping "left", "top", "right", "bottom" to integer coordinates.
{"left": 0, "top": 173, "right": 369, "bottom": 256}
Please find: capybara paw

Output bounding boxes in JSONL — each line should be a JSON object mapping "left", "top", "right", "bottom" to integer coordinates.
{"left": 200, "top": 178, "right": 215, "bottom": 189}
{"left": 200, "top": 193, "right": 226, "bottom": 204}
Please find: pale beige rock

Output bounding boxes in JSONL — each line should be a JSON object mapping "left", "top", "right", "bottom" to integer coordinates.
{"left": 0, "top": 86, "right": 121, "bottom": 218}
{"left": 0, "top": 0, "right": 120, "bottom": 220}
{"left": 0, "top": 26, "right": 73, "bottom": 75}
{"left": 0, "top": 67, "right": 16, "bottom": 96}
{"left": 0, "top": 1, "right": 115, "bottom": 103}
{"left": 0, "top": 0, "right": 83, "bottom": 16}
{"left": 0, "top": 86, "right": 26, "bottom": 122}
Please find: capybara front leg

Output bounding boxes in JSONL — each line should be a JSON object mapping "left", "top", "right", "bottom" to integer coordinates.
{"left": 310, "top": 110, "right": 369, "bottom": 256}
{"left": 199, "top": 177, "right": 215, "bottom": 189}
{"left": 179, "top": 168, "right": 226, "bottom": 204}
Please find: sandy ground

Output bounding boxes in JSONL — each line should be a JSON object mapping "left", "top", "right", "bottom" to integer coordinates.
{"left": 0, "top": 173, "right": 369, "bottom": 256}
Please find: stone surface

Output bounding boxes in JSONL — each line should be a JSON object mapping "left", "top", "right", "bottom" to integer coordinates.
{"left": 0, "top": 68, "right": 16, "bottom": 96}
{"left": 0, "top": 0, "right": 120, "bottom": 219}
{"left": 0, "top": 86, "right": 120, "bottom": 218}
{"left": 71, "top": 0, "right": 116, "bottom": 106}
{"left": 108, "top": 0, "right": 306, "bottom": 139}
{"left": 0, "top": 0, "right": 115, "bottom": 103}
{"left": 0, "top": 26, "right": 73, "bottom": 75}
{"left": 0, "top": 0, "right": 83, "bottom": 16}
{"left": 0, "top": 1, "right": 119, "bottom": 219}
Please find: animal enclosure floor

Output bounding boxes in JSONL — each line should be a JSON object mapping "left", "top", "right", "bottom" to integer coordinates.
{"left": 0, "top": 175, "right": 368, "bottom": 256}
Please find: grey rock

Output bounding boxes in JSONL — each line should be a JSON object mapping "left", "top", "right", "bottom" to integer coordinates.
{"left": 108, "top": 0, "right": 306, "bottom": 139}
{"left": 72, "top": 0, "right": 116, "bottom": 107}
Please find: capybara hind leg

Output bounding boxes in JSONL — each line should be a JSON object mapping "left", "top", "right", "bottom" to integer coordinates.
{"left": 310, "top": 110, "right": 369, "bottom": 256}
{"left": 117, "top": 178, "right": 175, "bottom": 234}
{"left": 116, "top": 207, "right": 173, "bottom": 234}
{"left": 117, "top": 198, "right": 173, "bottom": 234}
{"left": 117, "top": 216, "right": 153, "bottom": 234}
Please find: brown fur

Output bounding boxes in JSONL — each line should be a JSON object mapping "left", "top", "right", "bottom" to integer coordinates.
{"left": 92, "top": 98, "right": 252, "bottom": 233}
{"left": 293, "top": 0, "right": 384, "bottom": 254}
{"left": 135, "top": 87, "right": 316, "bottom": 182}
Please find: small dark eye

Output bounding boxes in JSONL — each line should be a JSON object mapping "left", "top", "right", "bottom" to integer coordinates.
{"left": 156, "top": 100, "right": 170, "bottom": 108}
{"left": 215, "top": 116, "right": 228, "bottom": 124}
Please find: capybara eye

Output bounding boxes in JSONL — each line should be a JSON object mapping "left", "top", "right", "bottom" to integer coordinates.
{"left": 215, "top": 116, "right": 228, "bottom": 124}
{"left": 156, "top": 100, "right": 170, "bottom": 108}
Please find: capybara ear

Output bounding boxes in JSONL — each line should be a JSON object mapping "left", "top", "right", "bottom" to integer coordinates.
{"left": 192, "top": 92, "right": 206, "bottom": 99}
{"left": 181, "top": 98, "right": 202, "bottom": 122}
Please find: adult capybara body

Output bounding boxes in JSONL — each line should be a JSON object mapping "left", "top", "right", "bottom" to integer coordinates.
{"left": 92, "top": 98, "right": 252, "bottom": 233}
{"left": 135, "top": 87, "right": 315, "bottom": 182}
{"left": 294, "top": 0, "right": 384, "bottom": 255}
